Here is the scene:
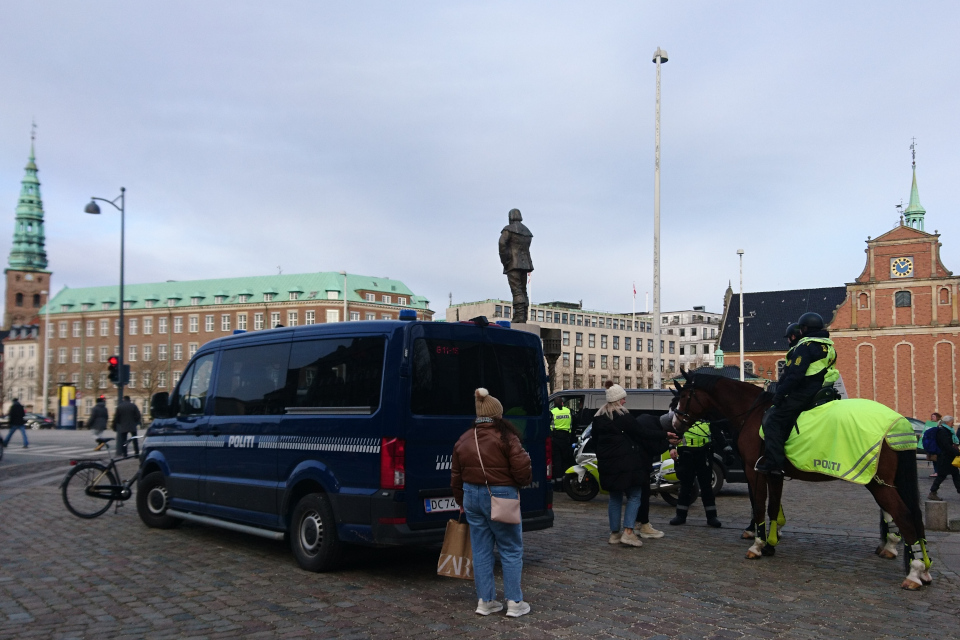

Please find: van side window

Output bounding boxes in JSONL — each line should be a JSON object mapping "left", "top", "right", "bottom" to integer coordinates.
{"left": 214, "top": 343, "right": 292, "bottom": 415}
{"left": 177, "top": 353, "right": 215, "bottom": 415}
{"left": 286, "top": 337, "right": 385, "bottom": 411}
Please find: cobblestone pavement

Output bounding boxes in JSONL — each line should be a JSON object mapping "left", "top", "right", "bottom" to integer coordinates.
{"left": 2, "top": 459, "right": 959, "bottom": 639}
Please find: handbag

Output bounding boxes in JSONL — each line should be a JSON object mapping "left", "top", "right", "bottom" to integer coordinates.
{"left": 437, "top": 515, "right": 473, "bottom": 580}
{"left": 474, "top": 427, "right": 522, "bottom": 524}
{"left": 951, "top": 456, "right": 960, "bottom": 469}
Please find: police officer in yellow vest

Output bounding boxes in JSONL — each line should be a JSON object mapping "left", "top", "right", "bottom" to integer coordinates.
{"left": 756, "top": 312, "right": 841, "bottom": 476}
{"left": 550, "top": 398, "right": 574, "bottom": 486}
{"left": 668, "top": 419, "right": 722, "bottom": 527}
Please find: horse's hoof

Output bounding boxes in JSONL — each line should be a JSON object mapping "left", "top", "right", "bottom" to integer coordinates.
{"left": 877, "top": 549, "right": 897, "bottom": 560}
{"left": 746, "top": 550, "right": 762, "bottom": 559}
{"left": 900, "top": 579, "right": 923, "bottom": 591}
{"left": 874, "top": 545, "right": 883, "bottom": 556}
{"left": 742, "top": 531, "right": 755, "bottom": 540}
{"left": 761, "top": 545, "right": 776, "bottom": 557}
{"left": 921, "top": 578, "right": 932, "bottom": 586}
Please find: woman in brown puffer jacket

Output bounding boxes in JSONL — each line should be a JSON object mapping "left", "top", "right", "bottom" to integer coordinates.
{"left": 451, "top": 388, "right": 532, "bottom": 618}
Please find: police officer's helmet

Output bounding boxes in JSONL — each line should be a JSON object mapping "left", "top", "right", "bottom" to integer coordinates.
{"left": 797, "top": 312, "right": 824, "bottom": 333}
{"left": 783, "top": 323, "right": 803, "bottom": 344}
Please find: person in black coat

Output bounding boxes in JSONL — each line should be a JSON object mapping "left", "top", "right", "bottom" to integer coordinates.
{"left": 593, "top": 383, "right": 669, "bottom": 547}
{"left": 929, "top": 415, "right": 960, "bottom": 500}
{"left": 3, "top": 398, "right": 29, "bottom": 448}
{"left": 112, "top": 396, "right": 142, "bottom": 457}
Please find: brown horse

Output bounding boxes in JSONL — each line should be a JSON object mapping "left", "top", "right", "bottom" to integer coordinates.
{"left": 673, "top": 371, "right": 931, "bottom": 590}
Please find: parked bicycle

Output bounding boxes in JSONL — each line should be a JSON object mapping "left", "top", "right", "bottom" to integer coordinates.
{"left": 61, "top": 437, "right": 143, "bottom": 519}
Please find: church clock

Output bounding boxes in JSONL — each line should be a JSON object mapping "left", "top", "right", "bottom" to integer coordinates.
{"left": 890, "top": 256, "right": 914, "bottom": 278}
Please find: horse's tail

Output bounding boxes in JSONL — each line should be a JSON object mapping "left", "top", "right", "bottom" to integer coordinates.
{"left": 894, "top": 447, "right": 922, "bottom": 571}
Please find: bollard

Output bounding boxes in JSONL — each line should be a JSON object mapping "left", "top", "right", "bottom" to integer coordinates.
{"left": 925, "top": 500, "right": 948, "bottom": 531}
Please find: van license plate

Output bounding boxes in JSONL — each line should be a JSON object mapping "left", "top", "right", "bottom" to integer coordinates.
{"left": 424, "top": 497, "right": 459, "bottom": 513}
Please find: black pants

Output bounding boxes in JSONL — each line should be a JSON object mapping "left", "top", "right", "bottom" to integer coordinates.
{"left": 116, "top": 431, "right": 139, "bottom": 458}
{"left": 634, "top": 480, "right": 651, "bottom": 525}
{"left": 552, "top": 430, "right": 573, "bottom": 479}
{"left": 676, "top": 446, "right": 716, "bottom": 515}
{"left": 760, "top": 394, "right": 812, "bottom": 470}
{"left": 931, "top": 458, "right": 960, "bottom": 493}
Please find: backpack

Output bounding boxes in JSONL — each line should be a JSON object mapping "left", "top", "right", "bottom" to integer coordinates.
{"left": 922, "top": 427, "right": 940, "bottom": 455}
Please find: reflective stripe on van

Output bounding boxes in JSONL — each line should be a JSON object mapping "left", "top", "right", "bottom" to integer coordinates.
{"left": 143, "top": 435, "right": 381, "bottom": 453}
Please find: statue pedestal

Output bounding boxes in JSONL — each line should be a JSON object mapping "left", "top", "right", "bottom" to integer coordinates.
{"left": 510, "top": 323, "right": 541, "bottom": 337}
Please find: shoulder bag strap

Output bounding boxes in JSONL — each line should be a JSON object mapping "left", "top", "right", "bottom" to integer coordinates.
{"left": 474, "top": 427, "right": 493, "bottom": 497}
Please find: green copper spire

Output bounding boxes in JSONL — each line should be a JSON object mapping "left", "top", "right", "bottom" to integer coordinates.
{"left": 903, "top": 139, "right": 925, "bottom": 232}
{"left": 8, "top": 127, "right": 48, "bottom": 271}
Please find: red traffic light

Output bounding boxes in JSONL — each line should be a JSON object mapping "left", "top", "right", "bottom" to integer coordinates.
{"left": 108, "top": 356, "right": 119, "bottom": 366}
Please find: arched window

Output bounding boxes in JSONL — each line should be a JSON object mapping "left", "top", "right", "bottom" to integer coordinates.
{"left": 940, "top": 288, "right": 951, "bottom": 305}
{"left": 777, "top": 359, "right": 787, "bottom": 379}
{"left": 895, "top": 291, "right": 912, "bottom": 308}
{"left": 743, "top": 361, "right": 755, "bottom": 375}
{"left": 32, "top": 293, "right": 40, "bottom": 308}
{"left": 858, "top": 292, "right": 869, "bottom": 309}
{"left": 15, "top": 292, "right": 23, "bottom": 307}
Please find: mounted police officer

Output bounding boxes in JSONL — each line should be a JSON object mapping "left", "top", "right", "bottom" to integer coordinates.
{"left": 550, "top": 398, "right": 573, "bottom": 487}
{"left": 668, "top": 417, "right": 722, "bottom": 528}
{"left": 756, "top": 312, "right": 840, "bottom": 476}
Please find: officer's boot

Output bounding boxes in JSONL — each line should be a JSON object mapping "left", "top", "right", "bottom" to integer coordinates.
{"left": 669, "top": 506, "right": 687, "bottom": 526}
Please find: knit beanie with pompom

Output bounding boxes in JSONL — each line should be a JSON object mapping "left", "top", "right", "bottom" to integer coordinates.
{"left": 475, "top": 388, "right": 504, "bottom": 418}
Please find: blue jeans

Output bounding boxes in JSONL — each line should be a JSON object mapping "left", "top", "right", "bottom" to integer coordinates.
{"left": 608, "top": 485, "right": 644, "bottom": 532}
{"left": 462, "top": 482, "right": 523, "bottom": 603}
{"left": 4, "top": 425, "right": 28, "bottom": 447}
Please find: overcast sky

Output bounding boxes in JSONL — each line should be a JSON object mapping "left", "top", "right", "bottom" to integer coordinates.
{"left": 1, "top": 2, "right": 958, "bottom": 319}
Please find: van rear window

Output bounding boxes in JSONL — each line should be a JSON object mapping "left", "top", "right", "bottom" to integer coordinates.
{"left": 411, "top": 338, "right": 543, "bottom": 416}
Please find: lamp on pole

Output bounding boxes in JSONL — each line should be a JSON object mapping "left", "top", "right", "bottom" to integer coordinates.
{"left": 737, "top": 249, "right": 745, "bottom": 382}
{"left": 339, "top": 271, "right": 348, "bottom": 321}
{"left": 652, "top": 47, "right": 668, "bottom": 389}
{"left": 85, "top": 188, "right": 126, "bottom": 405}
{"left": 41, "top": 289, "right": 50, "bottom": 417}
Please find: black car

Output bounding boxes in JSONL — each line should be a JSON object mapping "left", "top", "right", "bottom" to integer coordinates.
{"left": 25, "top": 413, "right": 56, "bottom": 429}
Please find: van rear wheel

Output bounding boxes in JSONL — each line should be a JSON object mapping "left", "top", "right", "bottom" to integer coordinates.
{"left": 290, "top": 493, "right": 341, "bottom": 572}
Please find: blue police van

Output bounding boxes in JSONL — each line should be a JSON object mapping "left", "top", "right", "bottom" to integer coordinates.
{"left": 137, "top": 314, "right": 553, "bottom": 571}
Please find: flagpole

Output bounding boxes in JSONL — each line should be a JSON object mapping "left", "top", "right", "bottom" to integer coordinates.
{"left": 632, "top": 283, "right": 636, "bottom": 333}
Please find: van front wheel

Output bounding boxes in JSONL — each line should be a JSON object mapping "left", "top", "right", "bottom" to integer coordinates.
{"left": 290, "top": 493, "right": 342, "bottom": 572}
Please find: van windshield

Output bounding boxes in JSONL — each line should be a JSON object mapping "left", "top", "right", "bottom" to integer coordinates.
{"left": 411, "top": 338, "right": 543, "bottom": 416}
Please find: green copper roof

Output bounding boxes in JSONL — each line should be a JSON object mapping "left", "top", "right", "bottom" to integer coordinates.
{"left": 42, "top": 271, "right": 432, "bottom": 315}
{"left": 7, "top": 137, "right": 49, "bottom": 271}
{"left": 904, "top": 166, "right": 925, "bottom": 215}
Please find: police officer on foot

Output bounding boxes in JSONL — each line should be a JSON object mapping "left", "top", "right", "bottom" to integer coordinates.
{"left": 550, "top": 398, "right": 574, "bottom": 487}
{"left": 756, "top": 312, "right": 840, "bottom": 476}
{"left": 668, "top": 417, "right": 721, "bottom": 528}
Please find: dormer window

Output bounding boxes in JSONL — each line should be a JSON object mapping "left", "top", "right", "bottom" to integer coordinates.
{"left": 382, "top": 295, "right": 392, "bottom": 304}
{"left": 398, "top": 297, "right": 407, "bottom": 305}
{"left": 215, "top": 296, "right": 225, "bottom": 304}
{"left": 123, "top": 302, "right": 131, "bottom": 309}
{"left": 264, "top": 293, "right": 274, "bottom": 302}
{"left": 365, "top": 293, "right": 375, "bottom": 302}
{"left": 238, "top": 295, "right": 249, "bottom": 303}
{"left": 81, "top": 304, "right": 91, "bottom": 311}
{"left": 167, "top": 298, "right": 177, "bottom": 307}
{"left": 102, "top": 302, "right": 111, "bottom": 310}
{"left": 191, "top": 297, "right": 201, "bottom": 306}
{"left": 289, "top": 292, "right": 299, "bottom": 301}
{"left": 61, "top": 305, "right": 69, "bottom": 312}
{"left": 145, "top": 300, "right": 154, "bottom": 309}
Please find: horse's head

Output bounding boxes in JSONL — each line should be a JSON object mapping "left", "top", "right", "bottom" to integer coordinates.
{"left": 672, "top": 370, "right": 721, "bottom": 434}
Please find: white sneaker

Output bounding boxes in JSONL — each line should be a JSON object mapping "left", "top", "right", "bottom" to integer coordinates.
{"left": 506, "top": 600, "right": 531, "bottom": 618}
{"left": 619, "top": 529, "right": 643, "bottom": 547}
{"left": 608, "top": 531, "right": 622, "bottom": 544}
{"left": 639, "top": 523, "right": 664, "bottom": 539}
{"left": 475, "top": 599, "right": 503, "bottom": 615}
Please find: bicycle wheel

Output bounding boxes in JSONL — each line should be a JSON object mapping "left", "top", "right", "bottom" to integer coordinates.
{"left": 62, "top": 461, "right": 119, "bottom": 518}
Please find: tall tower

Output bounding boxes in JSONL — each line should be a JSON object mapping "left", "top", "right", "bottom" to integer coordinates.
{"left": 4, "top": 128, "right": 51, "bottom": 329}
{"left": 903, "top": 139, "right": 926, "bottom": 232}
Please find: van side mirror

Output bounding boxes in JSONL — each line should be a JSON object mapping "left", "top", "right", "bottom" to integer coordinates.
{"left": 151, "top": 392, "right": 171, "bottom": 419}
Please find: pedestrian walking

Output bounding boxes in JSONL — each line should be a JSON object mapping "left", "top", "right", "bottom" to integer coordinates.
{"left": 927, "top": 412, "right": 942, "bottom": 478}
{"left": 3, "top": 398, "right": 29, "bottom": 448}
{"left": 668, "top": 418, "right": 722, "bottom": 527}
{"left": 451, "top": 388, "right": 532, "bottom": 618}
{"left": 112, "top": 395, "right": 142, "bottom": 457}
{"left": 928, "top": 415, "right": 960, "bottom": 501}
{"left": 87, "top": 396, "right": 109, "bottom": 442}
{"left": 593, "top": 382, "right": 669, "bottom": 547}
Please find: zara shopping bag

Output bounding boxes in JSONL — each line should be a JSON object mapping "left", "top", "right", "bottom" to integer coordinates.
{"left": 474, "top": 428, "right": 522, "bottom": 525}
{"left": 437, "top": 517, "right": 473, "bottom": 579}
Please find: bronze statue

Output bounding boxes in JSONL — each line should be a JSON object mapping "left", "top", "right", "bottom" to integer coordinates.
{"left": 499, "top": 208, "right": 533, "bottom": 324}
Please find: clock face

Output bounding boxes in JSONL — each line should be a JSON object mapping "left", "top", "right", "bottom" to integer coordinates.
{"left": 890, "top": 257, "right": 914, "bottom": 278}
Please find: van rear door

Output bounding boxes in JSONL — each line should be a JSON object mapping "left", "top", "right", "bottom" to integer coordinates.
{"left": 400, "top": 323, "right": 549, "bottom": 532}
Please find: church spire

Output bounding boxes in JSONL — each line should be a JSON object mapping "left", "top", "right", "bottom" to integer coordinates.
{"left": 7, "top": 125, "right": 48, "bottom": 271}
{"left": 903, "top": 138, "right": 925, "bottom": 232}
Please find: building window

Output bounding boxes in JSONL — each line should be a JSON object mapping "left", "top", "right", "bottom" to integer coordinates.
{"left": 777, "top": 359, "right": 787, "bottom": 379}
{"left": 158, "top": 345, "right": 168, "bottom": 361}
{"left": 859, "top": 292, "right": 869, "bottom": 309}
{"left": 237, "top": 313, "right": 247, "bottom": 331}
{"left": 215, "top": 295, "right": 225, "bottom": 304}
{"left": 85, "top": 373, "right": 93, "bottom": 389}
{"left": 382, "top": 295, "right": 391, "bottom": 304}
{"left": 940, "top": 288, "right": 951, "bottom": 305}
{"left": 601, "top": 335, "right": 608, "bottom": 349}
{"left": 167, "top": 298, "right": 177, "bottom": 307}
{"left": 305, "top": 310, "right": 315, "bottom": 325}
{"left": 589, "top": 354, "right": 596, "bottom": 369}
{"left": 690, "top": 345, "right": 697, "bottom": 355}
{"left": 562, "top": 331, "right": 570, "bottom": 346}
{"left": 143, "top": 345, "right": 152, "bottom": 361}
{"left": 254, "top": 313, "right": 264, "bottom": 330}
{"left": 589, "top": 334, "right": 596, "bottom": 348}
{"left": 289, "top": 292, "right": 299, "bottom": 301}
{"left": 895, "top": 291, "right": 912, "bottom": 308}
{"left": 99, "top": 372, "right": 108, "bottom": 388}
{"left": 625, "top": 337, "right": 631, "bottom": 351}
{"left": 365, "top": 293, "right": 376, "bottom": 302}
{"left": 128, "top": 345, "right": 137, "bottom": 362}
{"left": 99, "top": 319, "right": 108, "bottom": 337}
{"left": 191, "top": 297, "right": 201, "bottom": 306}
{"left": 158, "top": 317, "right": 168, "bottom": 334}
{"left": 398, "top": 297, "right": 407, "bottom": 305}
{"left": 562, "top": 352, "right": 570, "bottom": 366}
{"left": 575, "top": 353, "right": 583, "bottom": 369}
{"left": 173, "top": 371, "right": 181, "bottom": 386}
{"left": 99, "top": 346, "right": 109, "bottom": 363}
{"left": 238, "top": 295, "right": 249, "bottom": 303}
{"left": 205, "top": 315, "right": 214, "bottom": 331}
{"left": 349, "top": 311, "right": 360, "bottom": 321}
{"left": 613, "top": 336, "right": 620, "bottom": 350}
{"left": 270, "top": 312, "right": 280, "bottom": 328}
{"left": 613, "top": 356, "right": 620, "bottom": 370}
{"left": 668, "top": 341, "right": 675, "bottom": 354}
{"left": 57, "top": 347, "right": 67, "bottom": 364}
{"left": 744, "top": 361, "right": 754, "bottom": 375}
{"left": 680, "top": 346, "right": 685, "bottom": 356}
{"left": 145, "top": 300, "right": 154, "bottom": 309}
{"left": 504, "top": 306, "right": 511, "bottom": 318}
{"left": 72, "top": 347, "right": 80, "bottom": 363}
{"left": 263, "top": 293, "right": 274, "bottom": 302}
{"left": 601, "top": 355, "right": 608, "bottom": 369}
{"left": 188, "top": 343, "right": 198, "bottom": 357}
{"left": 365, "top": 312, "right": 376, "bottom": 320}
{"left": 288, "top": 311, "right": 298, "bottom": 326}
{"left": 381, "top": 313, "right": 391, "bottom": 320}
{"left": 58, "top": 321, "right": 67, "bottom": 338}
{"left": 143, "top": 318, "right": 153, "bottom": 334}
{"left": 173, "top": 344, "right": 183, "bottom": 361}
{"left": 158, "top": 371, "right": 167, "bottom": 388}
{"left": 127, "top": 371, "right": 136, "bottom": 388}
{"left": 73, "top": 321, "right": 81, "bottom": 338}
{"left": 173, "top": 317, "right": 183, "bottom": 333}
{"left": 325, "top": 309, "right": 339, "bottom": 323}
{"left": 189, "top": 316, "right": 199, "bottom": 333}
{"left": 221, "top": 315, "right": 231, "bottom": 331}
{"left": 129, "top": 318, "right": 138, "bottom": 335}
{"left": 576, "top": 332, "right": 583, "bottom": 347}
{"left": 142, "top": 371, "right": 151, "bottom": 387}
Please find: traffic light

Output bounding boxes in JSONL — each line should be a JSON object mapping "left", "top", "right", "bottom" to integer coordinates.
{"left": 108, "top": 356, "right": 119, "bottom": 384}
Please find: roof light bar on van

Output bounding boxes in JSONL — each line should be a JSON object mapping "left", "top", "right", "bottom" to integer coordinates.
{"left": 495, "top": 320, "right": 511, "bottom": 328}
{"left": 380, "top": 437, "right": 406, "bottom": 490}
{"left": 468, "top": 315, "right": 490, "bottom": 327}
{"left": 398, "top": 309, "right": 417, "bottom": 321}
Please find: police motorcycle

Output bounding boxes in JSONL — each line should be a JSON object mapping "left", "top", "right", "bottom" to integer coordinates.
{"left": 562, "top": 424, "right": 687, "bottom": 506}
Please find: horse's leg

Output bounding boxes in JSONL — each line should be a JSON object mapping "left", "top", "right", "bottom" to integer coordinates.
{"left": 761, "top": 474, "right": 784, "bottom": 556}
{"left": 876, "top": 509, "right": 901, "bottom": 559}
{"left": 866, "top": 481, "right": 926, "bottom": 589}
{"left": 742, "top": 481, "right": 757, "bottom": 539}
{"left": 746, "top": 473, "right": 768, "bottom": 559}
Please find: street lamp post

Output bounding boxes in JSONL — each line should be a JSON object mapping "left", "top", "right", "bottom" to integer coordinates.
{"left": 85, "top": 188, "right": 126, "bottom": 405}
{"left": 41, "top": 289, "right": 49, "bottom": 417}
{"left": 340, "top": 271, "right": 348, "bottom": 321}
{"left": 737, "top": 249, "right": 745, "bottom": 382}
{"left": 652, "top": 47, "right": 668, "bottom": 389}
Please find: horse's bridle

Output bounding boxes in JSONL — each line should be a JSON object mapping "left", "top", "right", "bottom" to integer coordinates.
{"left": 676, "top": 381, "right": 769, "bottom": 431}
